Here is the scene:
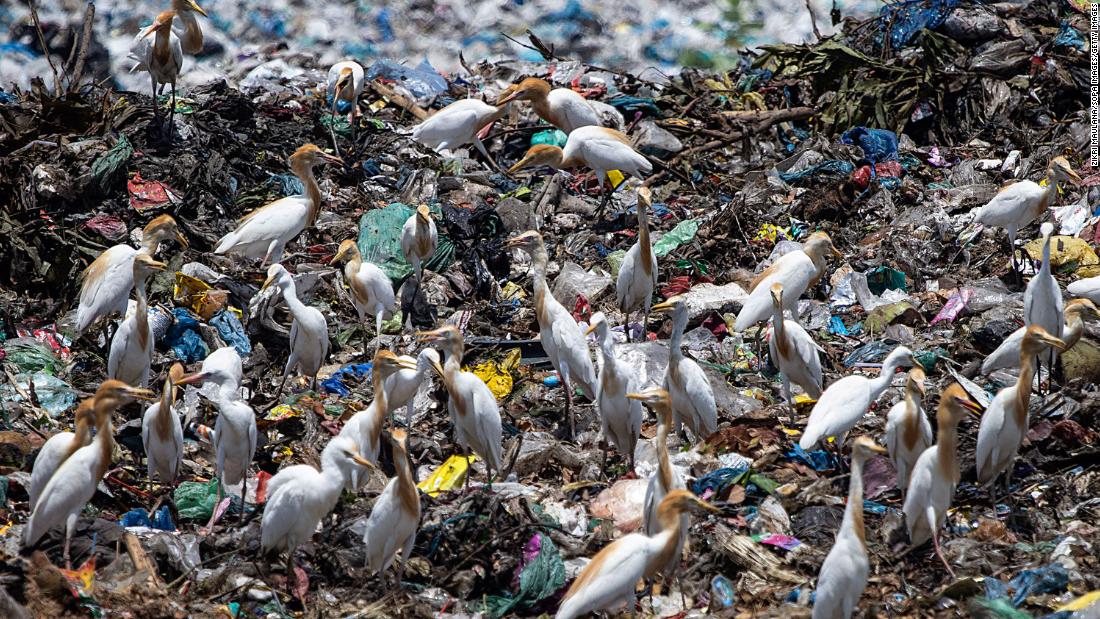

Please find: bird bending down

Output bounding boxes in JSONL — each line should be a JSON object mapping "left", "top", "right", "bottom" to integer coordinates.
{"left": 362, "top": 429, "right": 421, "bottom": 583}
{"left": 982, "top": 299, "right": 1098, "bottom": 374}
{"left": 554, "top": 490, "right": 718, "bottom": 619}
{"left": 615, "top": 187, "right": 658, "bottom": 341}
{"left": 1067, "top": 275, "right": 1100, "bottom": 304}
{"left": 651, "top": 296, "right": 718, "bottom": 442}
{"left": 330, "top": 240, "right": 396, "bottom": 356}
{"left": 134, "top": 11, "right": 183, "bottom": 127}
{"left": 107, "top": 254, "right": 166, "bottom": 387}
{"left": 262, "top": 435, "right": 374, "bottom": 576}
{"left": 586, "top": 313, "right": 643, "bottom": 469}
{"left": 497, "top": 77, "right": 602, "bottom": 134}
{"left": 22, "top": 381, "right": 155, "bottom": 567}
{"left": 976, "top": 326, "right": 1065, "bottom": 494}
{"left": 262, "top": 264, "right": 330, "bottom": 399}
{"left": 903, "top": 383, "right": 982, "bottom": 577}
{"left": 800, "top": 346, "right": 916, "bottom": 451}
{"left": 884, "top": 367, "right": 930, "bottom": 494}
{"left": 506, "top": 231, "right": 597, "bottom": 438}
{"left": 1023, "top": 222, "right": 1064, "bottom": 389}
{"left": 326, "top": 60, "right": 364, "bottom": 154}
{"left": 417, "top": 326, "right": 502, "bottom": 484}
{"left": 175, "top": 365, "right": 256, "bottom": 517}
{"left": 508, "top": 126, "right": 652, "bottom": 213}
{"left": 401, "top": 205, "right": 438, "bottom": 286}
{"left": 631, "top": 388, "right": 688, "bottom": 582}
{"left": 75, "top": 215, "right": 186, "bottom": 337}
{"left": 338, "top": 351, "right": 417, "bottom": 488}
{"left": 735, "top": 232, "right": 841, "bottom": 331}
{"left": 215, "top": 144, "right": 341, "bottom": 265}
{"left": 384, "top": 349, "right": 441, "bottom": 425}
{"left": 195, "top": 346, "right": 244, "bottom": 397}
{"left": 976, "top": 156, "right": 1081, "bottom": 280}
{"left": 142, "top": 363, "right": 186, "bottom": 485}
{"left": 411, "top": 98, "right": 507, "bottom": 169}
{"left": 768, "top": 283, "right": 824, "bottom": 404}
{"left": 29, "top": 400, "right": 95, "bottom": 511}
{"left": 812, "top": 436, "right": 887, "bottom": 619}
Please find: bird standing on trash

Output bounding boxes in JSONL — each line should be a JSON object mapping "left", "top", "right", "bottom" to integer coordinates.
{"left": 976, "top": 326, "right": 1065, "bottom": 494}
{"left": 417, "top": 326, "right": 502, "bottom": 484}
{"left": 508, "top": 126, "right": 652, "bottom": 213}
{"left": 28, "top": 400, "right": 95, "bottom": 511}
{"left": 884, "top": 367, "right": 930, "bottom": 494}
{"left": 128, "top": 0, "right": 207, "bottom": 69}
{"left": 362, "top": 428, "right": 421, "bottom": 583}
{"left": 902, "top": 383, "right": 983, "bottom": 578}
{"left": 615, "top": 187, "right": 658, "bottom": 341}
{"left": 401, "top": 205, "right": 438, "bottom": 285}
{"left": 326, "top": 61, "right": 364, "bottom": 122}
{"left": 411, "top": 98, "right": 507, "bottom": 167}
{"left": 22, "top": 381, "right": 155, "bottom": 567}
{"left": 1023, "top": 223, "right": 1064, "bottom": 386}
{"left": 497, "top": 77, "right": 602, "bottom": 134}
{"left": 651, "top": 296, "right": 718, "bottom": 442}
{"left": 384, "top": 348, "right": 441, "bottom": 425}
{"left": 587, "top": 313, "right": 643, "bottom": 470}
{"left": 142, "top": 363, "right": 186, "bottom": 485}
{"left": 1067, "top": 275, "right": 1100, "bottom": 304}
{"left": 262, "top": 264, "right": 330, "bottom": 397}
{"left": 982, "top": 299, "right": 1100, "bottom": 374}
{"left": 194, "top": 346, "right": 244, "bottom": 397}
{"left": 134, "top": 11, "right": 183, "bottom": 126}
{"left": 338, "top": 351, "right": 417, "bottom": 487}
{"left": 175, "top": 364, "right": 256, "bottom": 516}
{"left": 975, "top": 156, "right": 1081, "bottom": 280}
{"left": 734, "top": 232, "right": 841, "bottom": 331}
{"left": 631, "top": 389, "right": 687, "bottom": 576}
{"left": 330, "top": 240, "right": 396, "bottom": 356}
{"left": 75, "top": 215, "right": 186, "bottom": 337}
{"left": 812, "top": 436, "right": 887, "bottom": 619}
{"left": 554, "top": 490, "right": 719, "bottom": 619}
{"left": 800, "top": 346, "right": 917, "bottom": 451}
{"left": 768, "top": 283, "right": 824, "bottom": 404}
{"left": 107, "top": 254, "right": 166, "bottom": 387}
{"left": 262, "top": 435, "right": 375, "bottom": 577}
{"left": 506, "top": 231, "right": 597, "bottom": 438}
{"left": 215, "top": 144, "right": 341, "bottom": 265}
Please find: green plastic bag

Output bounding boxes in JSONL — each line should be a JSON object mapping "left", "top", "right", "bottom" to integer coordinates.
{"left": 606, "top": 249, "right": 627, "bottom": 279}
{"left": 530, "top": 129, "right": 568, "bottom": 148}
{"left": 320, "top": 113, "right": 352, "bottom": 137}
{"left": 482, "top": 533, "right": 565, "bottom": 618}
{"left": 174, "top": 478, "right": 221, "bottom": 520}
{"left": 2, "top": 338, "right": 63, "bottom": 374}
{"left": 357, "top": 203, "right": 455, "bottom": 283}
{"left": 91, "top": 134, "right": 133, "bottom": 193}
{"left": 653, "top": 219, "right": 699, "bottom": 258}
{"left": 866, "top": 266, "right": 906, "bottom": 295}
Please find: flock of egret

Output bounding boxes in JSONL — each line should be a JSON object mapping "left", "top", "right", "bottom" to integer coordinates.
{"left": 17, "top": 1, "right": 1093, "bottom": 616}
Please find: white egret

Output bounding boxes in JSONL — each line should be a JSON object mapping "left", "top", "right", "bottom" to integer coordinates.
{"left": 768, "top": 283, "right": 824, "bottom": 404}
{"left": 384, "top": 349, "right": 440, "bottom": 425}
{"left": 812, "top": 436, "right": 887, "bottom": 619}
{"left": 142, "top": 363, "right": 186, "bottom": 485}
{"left": 326, "top": 61, "right": 364, "bottom": 122}
{"left": 982, "top": 299, "right": 1100, "bottom": 373}
{"left": 411, "top": 98, "right": 506, "bottom": 164}
{"left": 800, "top": 346, "right": 917, "bottom": 451}
{"left": 196, "top": 346, "right": 244, "bottom": 397}
{"left": 133, "top": 11, "right": 183, "bottom": 124}
{"left": 650, "top": 296, "right": 718, "bottom": 442}
{"left": 330, "top": 240, "right": 396, "bottom": 355}
{"left": 261, "top": 264, "right": 330, "bottom": 398}
{"left": 128, "top": 0, "right": 207, "bottom": 68}
{"left": 107, "top": 253, "right": 166, "bottom": 387}
{"left": 615, "top": 187, "right": 657, "bottom": 340}
{"left": 338, "top": 351, "right": 417, "bottom": 487}
{"left": 586, "top": 313, "right": 643, "bottom": 468}
{"left": 506, "top": 231, "right": 597, "bottom": 438}
{"left": 362, "top": 428, "right": 421, "bottom": 583}
{"left": 401, "top": 205, "right": 438, "bottom": 285}
{"left": 1067, "top": 275, "right": 1100, "bottom": 304}
{"left": 1023, "top": 222, "right": 1064, "bottom": 386}
{"left": 497, "top": 77, "right": 602, "bottom": 133}
{"left": 902, "top": 383, "right": 982, "bottom": 577}
{"left": 417, "top": 326, "right": 502, "bottom": 484}
{"left": 884, "top": 367, "right": 930, "bottom": 493}
{"left": 215, "top": 144, "right": 342, "bottom": 265}
{"left": 29, "top": 400, "right": 95, "bottom": 510}
{"left": 630, "top": 388, "right": 687, "bottom": 579}
{"left": 554, "top": 490, "right": 718, "bottom": 619}
{"left": 734, "top": 232, "right": 840, "bottom": 331}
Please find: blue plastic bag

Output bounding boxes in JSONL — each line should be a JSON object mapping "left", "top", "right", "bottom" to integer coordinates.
{"left": 365, "top": 59, "right": 448, "bottom": 101}
{"left": 166, "top": 308, "right": 208, "bottom": 363}
{"left": 877, "top": 0, "right": 960, "bottom": 49}
{"left": 209, "top": 310, "right": 251, "bottom": 357}
{"left": 841, "top": 127, "right": 899, "bottom": 164}
{"left": 320, "top": 363, "right": 373, "bottom": 396}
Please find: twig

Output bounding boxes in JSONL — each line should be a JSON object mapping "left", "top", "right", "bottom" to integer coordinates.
{"left": 805, "top": 0, "right": 823, "bottom": 41}
{"left": 26, "top": 0, "right": 64, "bottom": 95}
{"left": 68, "top": 2, "right": 95, "bottom": 93}
{"left": 368, "top": 80, "right": 429, "bottom": 120}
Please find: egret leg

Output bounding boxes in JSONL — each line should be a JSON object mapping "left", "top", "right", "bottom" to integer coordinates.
{"left": 329, "top": 99, "right": 343, "bottom": 161}
{"left": 168, "top": 81, "right": 176, "bottom": 138}
{"left": 463, "top": 446, "right": 471, "bottom": 492}
{"left": 600, "top": 439, "right": 609, "bottom": 479}
{"left": 405, "top": 400, "right": 413, "bottom": 427}
{"left": 1008, "top": 230, "right": 1020, "bottom": 288}
{"left": 564, "top": 381, "right": 576, "bottom": 440}
{"left": 931, "top": 526, "right": 955, "bottom": 579}
{"left": 272, "top": 372, "right": 290, "bottom": 409}
{"left": 678, "top": 574, "right": 688, "bottom": 611}
{"left": 150, "top": 75, "right": 159, "bottom": 119}
{"left": 782, "top": 375, "right": 793, "bottom": 407}
{"left": 239, "top": 467, "right": 248, "bottom": 526}
{"left": 472, "top": 137, "right": 503, "bottom": 173}
{"left": 375, "top": 311, "right": 384, "bottom": 356}
{"left": 64, "top": 512, "right": 77, "bottom": 569}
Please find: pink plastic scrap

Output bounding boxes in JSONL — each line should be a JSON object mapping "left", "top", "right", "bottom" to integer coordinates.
{"left": 83, "top": 213, "right": 128, "bottom": 241}
{"left": 930, "top": 288, "right": 973, "bottom": 325}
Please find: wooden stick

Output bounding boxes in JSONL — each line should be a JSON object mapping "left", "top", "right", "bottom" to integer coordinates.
{"left": 26, "top": 0, "right": 63, "bottom": 95}
{"left": 123, "top": 532, "right": 164, "bottom": 587}
{"left": 69, "top": 2, "right": 95, "bottom": 93}
{"left": 369, "top": 80, "right": 430, "bottom": 120}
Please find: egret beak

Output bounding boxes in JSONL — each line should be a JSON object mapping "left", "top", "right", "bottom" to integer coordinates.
{"left": 415, "top": 328, "right": 446, "bottom": 343}
{"left": 174, "top": 372, "right": 209, "bottom": 386}
{"left": 148, "top": 259, "right": 168, "bottom": 272}
{"left": 1041, "top": 334, "right": 1068, "bottom": 351}
{"left": 352, "top": 454, "right": 379, "bottom": 470}
{"left": 830, "top": 243, "right": 843, "bottom": 258}
{"left": 507, "top": 151, "right": 545, "bottom": 175}
{"left": 124, "top": 387, "right": 157, "bottom": 401}
{"left": 504, "top": 236, "right": 525, "bottom": 249}
{"left": 867, "top": 443, "right": 888, "bottom": 455}
{"left": 174, "top": 230, "right": 189, "bottom": 248}
{"left": 320, "top": 151, "right": 344, "bottom": 165}
{"left": 1064, "top": 166, "right": 1083, "bottom": 185}
{"left": 691, "top": 497, "right": 722, "bottom": 514}
{"left": 260, "top": 274, "right": 278, "bottom": 291}
{"left": 651, "top": 300, "right": 676, "bottom": 314}
{"left": 429, "top": 358, "right": 445, "bottom": 376}
{"left": 328, "top": 247, "right": 349, "bottom": 265}
{"left": 397, "top": 357, "right": 418, "bottom": 371}
{"left": 189, "top": 0, "right": 208, "bottom": 16}
{"left": 139, "top": 23, "right": 159, "bottom": 39}
{"left": 416, "top": 205, "right": 431, "bottom": 224}
{"left": 584, "top": 323, "right": 597, "bottom": 336}
{"left": 625, "top": 392, "right": 646, "bottom": 401}
{"left": 637, "top": 186, "right": 652, "bottom": 206}
{"left": 955, "top": 396, "right": 984, "bottom": 416}
{"left": 497, "top": 88, "right": 523, "bottom": 105}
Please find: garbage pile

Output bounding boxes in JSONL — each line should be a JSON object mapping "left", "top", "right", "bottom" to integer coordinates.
{"left": 0, "top": 0, "right": 1098, "bottom": 617}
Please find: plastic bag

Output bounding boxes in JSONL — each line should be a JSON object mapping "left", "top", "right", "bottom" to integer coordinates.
{"left": 840, "top": 127, "right": 898, "bottom": 164}
{"left": 469, "top": 349, "right": 521, "bottom": 400}
{"left": 365, "top": 58, "right": 448, "bottom": 101}
{"left": 877, "top": 0, "right": 960, "bottom": 49}
{"left": 91, "top": 135, "right": 132, "bottom": 192}
{"left": 174, "top": 478, "right": 221, "bottom": 520}
{"left": 531, "top": 129, "right": 568, "bottom": 148}
{"left": 481, "top": 533, "right": 566, "bottom": 618}
{"left": 209, "top": 310, "right": 251, "bottom": 357}
{"left": 653, "top": 219, "right": 699, "bottom": 258}
{"left": 165, "top": 308, "right": 208, "bottom": 363}
{"left": 0, "top": 372, "right": 77, "bottom": 416}
{"left": 417, "top": 454, "right": 477, "bottom": 497}
{"left": 2, "top": 337, "right": 63, "bottom": 374}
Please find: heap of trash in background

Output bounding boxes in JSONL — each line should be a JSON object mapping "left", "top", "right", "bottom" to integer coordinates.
{"left": 0, "top": 0, "right": 1098, "bottom": 616}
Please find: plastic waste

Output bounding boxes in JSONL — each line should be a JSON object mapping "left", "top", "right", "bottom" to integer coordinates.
{"left": 551, "top": 263, "right": 611, "bottom": 310}
{"left": 365, "top": 59, "right": 448, "bottom": 102}
{"left": 127, "top": 172, "right": 179, "bottom": 211}
{"left": 1053, "top": 22, "right": 1086, "bottom": 50}
{"left": 2, "top": 337, "right": 64, "bottom": 374}
{"left": 653, "top": 219, "right": 699, "bottom": 257}
{"left": 83, "top": 213, "right": 128, "bottom": 241}
{"left": 877, "top": 0, "right": 960, "bottom": 49}
{"left": 91, "top": 135, "right": 132, "bottom": 193}
{"left": 482, "top": 533, "right": 565, "bottom": 618}
{"left": 320, "top": 363, "right": 372, "bottom": 397}
{"left": 119, "top": 505, "right": 176, "bottom": 531}
{"left": 634, "top": 120, "right": 683, "bottom": 157}
{"left": 1, "top": 372, "right": 77, "bottom": 416}
{"left": 778, "top": 160, "right": 854, "bottom": 185}
{"left": 165, "top": 308, "right": 208, "bottom": 363}
{"left": 866, "top": 267, "right": 907, "bottom": 295}
{"left": 417, "top": 455, "right": 477, "bottom": 497}
{"left": 931, "top": 288, "right": 972, "bottom": 325}
{"left": 469, "top": 349, "right": 521, "bottom": 400}
{"left": 589, "top": 478, "right": 649, "bottom": 533}
{"left": 174, "top": 478, "right": 221, "bottom": 520}
{"left": 1024, "top": 235, "right": 1100, "bottom": 276}
{"left": 209, "top": 310, "right": 251, "bottom": 357}
{"left": 711, "top": 575, "right": 736, "bottom": 609}
{"left": 530, "top": 129, "right": 568, "bottom": 148}
{"left": 843, "top": 340, "right": 900, "bottom": 367}
{"left": 840, "top": 127, "right": 899, "bottom": 164}
{"left": 357, "top": 202, "right": 417, "bottom": 282}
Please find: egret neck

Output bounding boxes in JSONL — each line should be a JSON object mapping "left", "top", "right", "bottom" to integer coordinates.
{"left": 655, "top": 401, "right": 674, "bottom": 492}
{"left": 154, "top": 374, "right": 177, "bottom": 441}
{"left": 868, "top": 352, "right": 909, "bottom": 400}
{"left": 1013, "top": 348, "right": 1039, "bottom": 429}
{"left": 844, "top": 445, "right": 870, "bottom": 549}
{"left": 393, "top": 434, "right": 419, "bottom": 518}
{"left": 668, "top": 303, "right": 688, "bottom": 366}
{"left": 647, "top": 493, "right": 690, "bottom": 579}
{"left": 527, "top": 240, "right": 553, "bottom": 327}
{"left": 770, "top": 294, "right": 790, "bottom": 360}
{"left": 935, "top": 399, "right": 963, "bottom": 486}
{"left": 152, "top": 17, "right": 173, "bottom": 68}
{"left": 92, "top": 398, "right": 119, "bottom": 481}
{"left": 637, "top": 201, "right": 653, "bottom": 277}
{"left": 290, "top": 153, "right": 324, "bottom": 227}
{"left": 134, "top": 262, "right": 153, "bottom": 353}
{"left": 901, "top": 381, "right": 923, "bottom": 451}
{"left": 177, "top": 10, "right": 202, "bottom": 53}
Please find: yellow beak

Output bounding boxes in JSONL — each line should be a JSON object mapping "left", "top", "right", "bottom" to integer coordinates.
{"left": 190, "top": 1, "right": 208, "bottom": 16}
{"left": 497, "top": 89, "right": 523, "bottom": 105}
{"left": 352, "top": 454, "right": 378, "bottom": 469}
{"left": 174, "top": 372, "right": 208, "bottom": 386}
{"left": 584, "top": 324, "right": 597, "bottom": 336}
{"left": 651, "top": 300, "right": 675, "bottom": 313}
{"left": 260, "top": 275, "right": 277, "bottom": 291}
{"left": 397, "top": 358, "right": 418, "bottom": 371}
{"left": 125, "top": 387, "right": 158, "bottom": 401}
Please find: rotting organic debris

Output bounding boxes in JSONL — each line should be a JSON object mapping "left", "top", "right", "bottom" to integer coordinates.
{"left": 1, "top": 0, "right": 1099, "bottom": 617}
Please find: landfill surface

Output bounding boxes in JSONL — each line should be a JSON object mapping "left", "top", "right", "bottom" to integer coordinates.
{"left": 1, "top": 0, "right": 1099, "bottom": 617}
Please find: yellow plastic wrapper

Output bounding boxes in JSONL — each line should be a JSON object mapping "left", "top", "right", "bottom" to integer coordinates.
{"left": 793, "top": 393, "right": 817, "bottom": 415}
{"left": 174, "top": 272, "right": 242, "bottom": 320}
{"left": 265, "top": 405, "right": 300, "bottom": 421}
{"left": 468, "top": 349, "right": 522, "bottom": 399}
{"left": 1058, "top": 590, "right": 1100, "bottom": 612}
{"left": 500, "top": 281, "right": 526, "bottom": 301}
{"left": 417, "top": 454, "right": 478, "bottom": 497}
{"left": 754, "top": 223, "right": 787, "bottom": 243}
{"left": 1023, "top": 235, "right": 1100, "bottom": 276}
{"left": 607, "top": 169, "right": 625, "bottom": 189}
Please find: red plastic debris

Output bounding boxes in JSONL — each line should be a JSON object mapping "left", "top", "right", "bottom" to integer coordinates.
{"left": 128, "top": 172, "right": 178, "bottom": 211}
{"left": 83, "top": 213, "right": 128, "bottom": 241}
{"left": 850, "top": 161, "right": 904, "bottom": 189}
